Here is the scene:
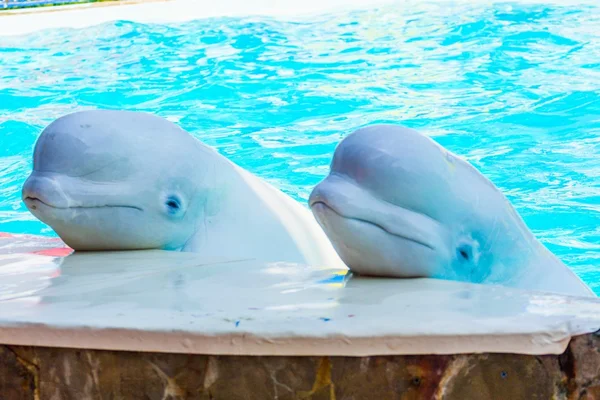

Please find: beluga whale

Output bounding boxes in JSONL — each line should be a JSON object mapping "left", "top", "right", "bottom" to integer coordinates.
{"left": 22, "top": 109, "right": 346, "bottom": 268}
{"left": 308, "top": 124, "right": 595, "bottom": 297}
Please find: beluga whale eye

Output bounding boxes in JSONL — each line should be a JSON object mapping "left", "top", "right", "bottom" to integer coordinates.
{"left": 457, "top": 244, "right": 472, "bottom": 262}
{"left": 454, "top": 239, "right": 486, "bottom": 282}
{"left": 164, "top": 195, "right": 183, "bottom": 216}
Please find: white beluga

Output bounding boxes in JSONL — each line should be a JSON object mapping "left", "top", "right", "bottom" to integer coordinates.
{"left": 22, "top": 109, "right": 346, "bottom": 268}
{"left": 309, "top": 124, "right": 595, "bottom": 297}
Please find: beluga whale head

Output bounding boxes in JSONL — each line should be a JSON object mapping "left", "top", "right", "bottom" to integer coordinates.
{"left": 22, "top": 109, "right": 215, "bottom": 251}
{"left": 309, "top": 124, "right": 594, "bottom": 297}
{"left": 21, "top": 109, "right": 349, "bottom": 270}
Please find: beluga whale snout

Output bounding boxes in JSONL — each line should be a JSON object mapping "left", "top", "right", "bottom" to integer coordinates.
{"left": 22, "top": 109, "right": 346, "bottom": 269}
{"left": 309, "top": 124, "right": 595, "bottom": 297}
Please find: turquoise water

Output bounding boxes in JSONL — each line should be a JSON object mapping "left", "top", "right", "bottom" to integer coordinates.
{"left": 1, "top": 2, "right": 599, "bottom": 292}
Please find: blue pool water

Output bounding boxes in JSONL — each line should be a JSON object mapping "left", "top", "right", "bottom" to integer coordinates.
{"left": 1, "top": 2, "right": 599, "bottom": 292}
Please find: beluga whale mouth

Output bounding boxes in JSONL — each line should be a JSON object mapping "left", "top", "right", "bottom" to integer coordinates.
{"left": 309, "top": 124, "right": 596, "bottom": 298}
{"left": 23, "top": 195, "right": 143, "bottom": 212}
{"left": 310, "top": 200, "right": 434, "bottom": 249}
{"left": 308, "top": 175, "right": 438, "bottom": 252}
{"left": 22, "top": 173, "right": 143, "bottom": 212}
{"left": 22, "top": 195, "right": 49, "bottom": 211}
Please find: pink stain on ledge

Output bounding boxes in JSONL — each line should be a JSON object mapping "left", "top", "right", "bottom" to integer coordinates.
{"left": 0, "top": 232, "right": 73, "bottom": 257}
{"left": 32, "top": 248, "right": 73, "bottom": 257}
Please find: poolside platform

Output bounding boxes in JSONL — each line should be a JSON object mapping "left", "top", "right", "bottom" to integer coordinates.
{"left": 0, "top": 233, "right": 599, "bottom": 398}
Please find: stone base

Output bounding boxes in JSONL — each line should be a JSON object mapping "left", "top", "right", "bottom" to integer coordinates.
{"left": 1, "top": 334, "right": 599, "bottom": 400}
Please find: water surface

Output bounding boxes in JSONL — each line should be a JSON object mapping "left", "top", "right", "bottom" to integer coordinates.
{"left": 1, "top": 2, "right": 599, "bottom": 291}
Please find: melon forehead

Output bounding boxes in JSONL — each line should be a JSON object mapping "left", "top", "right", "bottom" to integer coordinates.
{"left": 38, "top": 110, "right": 192, "bottom": 150}
{"left": 33, "top": 110, "right": 200, "bottom": 175}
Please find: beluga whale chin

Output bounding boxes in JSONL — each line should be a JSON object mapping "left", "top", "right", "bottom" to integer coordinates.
{"left": 309, "top": 124, "right": 595, "bottom": 297}
{"left": 22, "top": 109, "right": 346, "bottom": 268}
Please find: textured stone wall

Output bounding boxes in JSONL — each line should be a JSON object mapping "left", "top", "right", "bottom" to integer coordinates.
{"left": 0, "top": 333, "right": 599, "bottom": 400}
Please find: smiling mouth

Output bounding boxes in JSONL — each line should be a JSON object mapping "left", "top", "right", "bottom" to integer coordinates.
{"left": 310, "top": 201, "right": 434, "bottom": 250}
{"left": 24, "top": 197, "right": 142, "bottom": 212}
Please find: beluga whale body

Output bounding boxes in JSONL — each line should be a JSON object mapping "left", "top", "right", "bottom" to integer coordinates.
{"left": 22, "top": 109, "right": 346, "bottom": 268}
{"left": 309, "top": 124, "right": 595, "bottom": 297}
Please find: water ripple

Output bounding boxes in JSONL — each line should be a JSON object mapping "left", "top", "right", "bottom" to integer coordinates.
{"left": 1, "top": 2, "right": 599, "bottom": 291}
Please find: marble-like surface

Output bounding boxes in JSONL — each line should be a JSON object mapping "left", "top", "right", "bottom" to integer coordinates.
{"left": 0, "top": 233, "right": 599, "bottom": 357}
{"left": 1, "top": 333, "right": 600, "bottom": 399}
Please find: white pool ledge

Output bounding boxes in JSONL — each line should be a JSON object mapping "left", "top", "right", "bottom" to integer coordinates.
{"left": 0, "top": 233, "right": 598, "bottom": 357}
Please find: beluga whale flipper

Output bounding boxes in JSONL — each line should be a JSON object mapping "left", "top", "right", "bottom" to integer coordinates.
{"left": 309, "top": 124, "right": 595, "bottom": 297}
{"left": 22, "top": 109, "right": 346, "bottom": 268}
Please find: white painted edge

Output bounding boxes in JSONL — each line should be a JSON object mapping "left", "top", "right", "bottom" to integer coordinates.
{"left": 0, "top": 323, "right": 580, "bottom": 356}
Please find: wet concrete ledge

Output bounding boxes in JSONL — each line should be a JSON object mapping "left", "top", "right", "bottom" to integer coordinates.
{"left": 1, "top": 333, "right": 600, "bottom": 400}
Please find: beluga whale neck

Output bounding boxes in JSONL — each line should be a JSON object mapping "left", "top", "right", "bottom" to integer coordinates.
{"left": 22, "top": 109, "right": 345, "bottom": 268}
{"left": 309, "top": 124, "right": 595, "bottom": 298}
